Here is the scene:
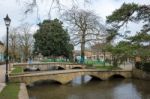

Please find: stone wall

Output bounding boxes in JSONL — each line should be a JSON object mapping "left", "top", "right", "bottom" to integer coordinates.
{"left": 13, "top": 62, "right": 85, "bottom": 71}
{"left": 132, "top": 69, "right": 150, "bottom": 80}
{"left": 18, "top": 83, "right": 29, "bottom": 99}
{"left": 9, "top": 70, "right": 132, "bottom": 85}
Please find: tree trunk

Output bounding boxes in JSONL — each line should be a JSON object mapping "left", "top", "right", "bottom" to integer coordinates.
{"left": 113, "top": 57, "right": 118, "bottom": 67}
{"left": 80, "top": 34, "right": 85, "bottom": 64}
{"left": 103, "top": 51, "right": 106, "bottom": 67}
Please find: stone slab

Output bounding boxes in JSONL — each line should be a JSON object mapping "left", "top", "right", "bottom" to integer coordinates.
{"left": 18, "top": 83, "right": 29, "bottom": 99}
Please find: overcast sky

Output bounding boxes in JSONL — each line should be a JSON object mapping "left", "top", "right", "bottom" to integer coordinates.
{"left": 0, "top": 0, "right": 149, "bottom": 42}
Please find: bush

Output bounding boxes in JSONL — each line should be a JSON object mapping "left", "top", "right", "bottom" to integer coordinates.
{"left": 135, "top": 62, "right": 150, "bottom": 72}
{"left": 0, "top": 62, "right": 5, "bottom": 65}
{"left": 142, "top": 62, "right": 150, "bottom": 72}
{"left": 85, "top": 63, "right": 93, "bottom": 67}
{"left": 135, "top": 62, "right": 142, "bottom": 69}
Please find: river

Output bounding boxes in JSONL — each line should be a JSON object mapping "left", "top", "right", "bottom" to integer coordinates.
{"left": 27, "top": 76, "right": 150, "bottom": 99}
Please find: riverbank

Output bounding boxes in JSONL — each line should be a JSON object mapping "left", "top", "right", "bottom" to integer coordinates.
{"left": 0, "top": 65, "right": 29, "bottom": 99}
{"left": 1, "top": 64, "right": 150, "bottom": 99}
{"left": 133, "top": 69, "right": 150, "bottom": 80}
{"left": 27, "top": 77, "right": 150, "bottom": 99}
{"left": 0, "top": 83, "right": 20, "bottom": 99}
{"left": 19, "top": 83, "right": 29, "bottom": 99}
{"left": 0, "top": 83, "right": 29, "bottom": 99}
{"left": 0, "top": 83, "right": 5, "bottom": 92}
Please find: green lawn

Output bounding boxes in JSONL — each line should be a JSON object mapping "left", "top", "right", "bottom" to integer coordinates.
{"left": 85, "top": 62, "right": 121, "bottom": 70}
{"left": 42, "top": 58, "right": 69, "bottom": 62}
{"left": 85, "top": 60, "right": 104, "bottom": 64}
{"left": 95, "top": 66, "right": 121, "bottom": 70}
{"left": 0, "top": 83, "right": 20, "bottom": 99}
{"left": 11, "top": 67, "right": 23, "bottom": 74}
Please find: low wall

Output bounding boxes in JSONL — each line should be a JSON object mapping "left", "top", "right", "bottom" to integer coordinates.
{"left": 9, "top": 70, "right": 132, "bottom": 85}
{"left": 13, "top": 62, "right": 85, "bottom": 71}
{"left": 132, "top": 69, "right": 150, "bottom": 80}
{"left": 18, "top": 83, "right": 29, "bottom": 99}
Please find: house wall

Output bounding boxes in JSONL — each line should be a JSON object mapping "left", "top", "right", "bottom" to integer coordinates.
{"left": 0, "top": 44, "right": 5, "bottom": 62}
{"left": 73, "top": 50, "right": 112, "bottom": 61}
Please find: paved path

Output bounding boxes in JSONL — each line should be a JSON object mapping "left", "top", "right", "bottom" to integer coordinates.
{"left": 19, "top": 83, "right": 29, "bottom": 99}
{"left": 0, "top": 65, "right": 29, "bottom": 99}
{"left": 0, "top": 65, "right": 6, "bottom": 92}
{"left": 0, "top": 65, "right": 5, "bottom": 83}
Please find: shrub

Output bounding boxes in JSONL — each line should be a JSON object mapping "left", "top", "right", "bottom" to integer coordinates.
{"left": 0, "top": 62, "right": 5, "bottom": 65}
{"left": 85, "top": 63, "right": 93, "bottom": 67}
{"left": 135, "top": 62, "right": 142, "bottom": 69}
{"left": 142, "top": 62, "right": 150, "bottom": 72}
{"left": 135, "top": 62, "right": 150, "bottom": 72}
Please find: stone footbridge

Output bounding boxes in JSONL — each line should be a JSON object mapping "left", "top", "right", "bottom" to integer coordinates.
{"left": 13, "top": 62, "right": 86, "bottom": 71}
{"left": 9, "top": 69, "right": 132, "bottom": 85}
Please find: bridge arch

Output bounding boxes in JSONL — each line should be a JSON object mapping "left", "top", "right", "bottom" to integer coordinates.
{"left": 29, "top": 79, "right": 63, "bottom": 86}
{"left": 67, "top": 73, "right": 103, "bottom": 84}
{"left": 108, "top": 74, "right": 126, "bottom": 80}
{"left": 9, "top": 70, "right": 132, "bottom": 85}
{"left": 25, "top": 77, "right": 66, "bottom": 85}
{"left": 25, "top": 73, "right": 103, "bottom": 85}
{"left": 57, "top": 66, "right": 65, "bottom": 70}
{"left": 71, "top": 67, "right": 83, "bottom": 69}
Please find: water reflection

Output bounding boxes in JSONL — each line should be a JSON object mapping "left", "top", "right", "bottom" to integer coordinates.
{"left": 28, "top": 76, "right": 150, "bottom": 99}
{"left": 71, "top": 75, "right": 92, "bottom": 85}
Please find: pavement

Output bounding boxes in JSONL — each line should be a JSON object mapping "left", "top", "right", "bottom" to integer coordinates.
{"left": 0, "top": 64, "right": 29, "bottom": 99}
{"left": 0, "top": 64, "right": 6, "bottom": 92}
{"left": 18, "top": 83, "right": 29, "bottom": 99}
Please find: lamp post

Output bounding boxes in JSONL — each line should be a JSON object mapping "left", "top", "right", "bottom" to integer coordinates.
{"left": 4, "top": 14, "right": 11, "bottom": 83}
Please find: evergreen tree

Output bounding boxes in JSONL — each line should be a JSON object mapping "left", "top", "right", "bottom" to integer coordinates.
{"left": 34, "top": 19, "right": 73, "bottom": 59}
{"left": 106, "top": 3, "right": 150, "bottom": 61}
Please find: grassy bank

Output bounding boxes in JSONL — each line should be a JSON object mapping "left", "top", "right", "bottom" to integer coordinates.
{"left": 0, "top": 83, "right": 20, "bottom": 99}
{"left": 11, "top": 67, "right": 23, "bottom": 74}
{"left": 85, "top": 62, "right": 121, "bottom": 70}
{"left": 41, "top": 58, "right": 70, "bottom": 62}
{"left": 95, "top": 66, "right": 121, "bottom": 70}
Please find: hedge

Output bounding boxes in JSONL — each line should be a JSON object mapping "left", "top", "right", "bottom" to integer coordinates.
{"left": 135, "top": 62, "right": 150, "bottom": 72}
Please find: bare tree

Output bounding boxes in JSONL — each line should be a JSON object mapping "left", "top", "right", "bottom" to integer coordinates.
{"left": 18, "top": 0, "right": 92, "bottom": 19}
{"left": 63, "top": 8, "right": 106, "bottom": 63}
{"left": 17, "top": 24, "right": 34, "bottom": 61}
{"left": 3, "top": 24, "right": 34, "bottom": 62}
{"left": 8, "top": 28, "right": 20, "bottom": 62}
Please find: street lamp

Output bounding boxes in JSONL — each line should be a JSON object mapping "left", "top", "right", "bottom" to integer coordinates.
{"left": 4, "top": 14, "right": 11, "bottom": 83}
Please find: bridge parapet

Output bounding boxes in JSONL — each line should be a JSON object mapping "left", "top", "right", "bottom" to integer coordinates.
{"left": 12, "top": 62, "right": 86, "bottom": 71}
{"left": 9, "top": 69, "right": 132, "bottom": 85}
